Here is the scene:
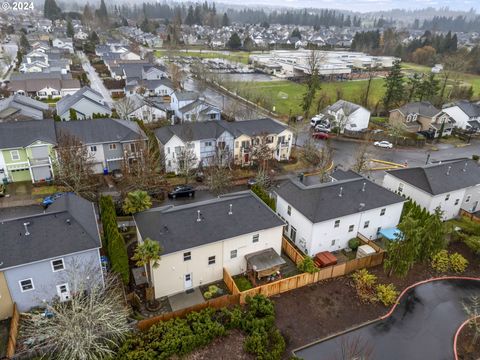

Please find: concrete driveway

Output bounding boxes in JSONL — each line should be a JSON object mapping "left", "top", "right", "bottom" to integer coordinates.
{"left": 294, "top": 278, "right": 480, "bottom": 360}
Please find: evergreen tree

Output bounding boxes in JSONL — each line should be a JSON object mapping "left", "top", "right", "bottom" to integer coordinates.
{"left": 89, "top": 31, "right": 100, "bottom": 44}
{"left": 69, "top": 108, "right": 78, "bottom": 120}
{"left": 416, "top": 207, "right": 446, "bottom": 261}
{"left": 19, "top": 33, "right": 30, "bottom": 53}
{"left": 66, "top": 19, "right": 74, "bottom": 38}
{"left": 406, "top": 73, "right": 422, "bottom": 102}
{"left": 44, "top": 0, "right": 62, "bottom": 21}
{"left": 185, "top": 5, "right": 195, "bottom": 26}
{"left": 82, "top": 4, "right": 93, "bottom": 25}
{"left": 417, "top": 73, "right": 440, "bottom": 102}
{"left": 382, "top": 60, "right": 404, "bottom": 111}
{"left": 291, "top": 28, "right": 301, "bottom": 39}
{"left": 96, "top": 0, "right": 108, "bottom": 20}
{"left": 222, "top": 12, "right": 230, "bottom": 27}
{"left": 227, "top": 32, "right": 242, "bottom": 50}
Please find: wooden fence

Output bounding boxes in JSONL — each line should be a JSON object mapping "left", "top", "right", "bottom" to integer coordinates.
{"left": 281, "top": 237, "right": 305, "bottom": 265}
{"left": 460, "top": 209, "right": 480, "bottom": 223}
{"left": 6, "top": 303, "right": 19, "bottom": 359}
{"left": 223, "top": 267, "right": 240, "bottom": 295}
{"left": 137, "top": 293, "right": 240, "bottom": 331}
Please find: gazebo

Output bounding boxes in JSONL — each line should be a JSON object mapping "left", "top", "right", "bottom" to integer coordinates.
{"left": 245, "top": 248, "right": 286, "bottom": 286}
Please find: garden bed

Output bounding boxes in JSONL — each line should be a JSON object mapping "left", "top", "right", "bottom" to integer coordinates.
{"left": 233, "top": 275, "right": 253, "bottom": 292}
{"left": 199, "top": 281, "right": 230, "bottom": 300}
{"left": 456, "top": 320, "right": 480, "bottom": 360}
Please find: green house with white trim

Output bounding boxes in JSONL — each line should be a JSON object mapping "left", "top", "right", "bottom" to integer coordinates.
{"left": 0, "top": 120, "right": 57, "bottom": 183}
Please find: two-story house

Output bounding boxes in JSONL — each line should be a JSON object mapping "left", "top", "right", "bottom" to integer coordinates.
{"left": 9, "top": 72, "right": 80, "bottom": 99}
{"left": 55, "top": 118, "right": 147, "bottom": 173}
{"left": 323, "top": 100, "right": 370, "bottom": 133}
{"left": 382, "top": 159, "right": 480, "bottom": 220}
{"left": 442, "top": 100, "right": 480, "bottom": 131}
{"left": 170, "top": 91, "right": 221, "bottom": 123}
{"left": 0, "top": 194, "right": 103, "bottom": 317}
{"left": 133, "top": 192, "right": 285, "bottom": 298}
{"left": 56, "top": 87, "right": 112, "bottom": 121}
{"left": 275, "top": 176, "right": 405, "bottom": 256}
{"left": 0, "top": 94, "right": 49, "bottom": 121}
{"left": 0, "top": 120, "right": 56, "bottom": 183}
{"left": 52, "top": 37, "right": 74, "bottom": 53}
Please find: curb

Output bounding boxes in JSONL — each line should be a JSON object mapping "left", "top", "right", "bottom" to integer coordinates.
{"left": 453, "top": 315, "right": 480, "bottom": 360}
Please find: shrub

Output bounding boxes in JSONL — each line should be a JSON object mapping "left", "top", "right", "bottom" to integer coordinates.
{"left": 431, "top": 250, "right": 450, "bottom": 273}
{"left": 463, "top": 236, "right": 480, "bottom": 254}
{"left": 449, "top": 252, "right": 469, "bottom": 273}
{"left": 251, "top": 184, "right": 275, "bottom": 211}
{"left": 352, "top": 269, "right": 377, "bottom": 302}
{"left": 376, "top": 284, "right": 399, "bottom": 307}
{"left": 297, "top": 256, "right": 319, "bottom": 274}
{"left": 472, "top": 154, "right": 479, "bottom": 161}
{"left": 348, "top": 238, "right": 361, "bottom": 251}
{"left": 234, "top": 276, "right": 253, "bottom": 292}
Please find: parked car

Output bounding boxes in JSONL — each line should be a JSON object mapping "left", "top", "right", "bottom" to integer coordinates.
{"left": 247, "top": 177, "right": 271, "bottom": 188}
{"left": 314, "top": 124, "right": 331, "bottom": 133}
{"left": 312, "top": 131, "right": 330, "bottom": 140}
{"left": 310, "top": 114, "right": 325, "bottom": 127}
{"left": 374, "top": 141, "right": 393, "bottom": 149}
{"left": 168, "top": 185, "right": 195, "bottom": 199}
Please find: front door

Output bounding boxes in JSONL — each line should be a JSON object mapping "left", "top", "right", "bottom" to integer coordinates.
{"left": 244, "top": 153, "right": 249, "bottom": 164}
{"left": 184, "top": 273, "right": 193, "bottom": 289}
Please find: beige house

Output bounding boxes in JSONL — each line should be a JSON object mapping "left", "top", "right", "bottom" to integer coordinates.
{"left": 134, "top": 192, "right": 285, "bottom": 299}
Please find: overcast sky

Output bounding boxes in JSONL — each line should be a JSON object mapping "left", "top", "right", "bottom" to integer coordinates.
{"left": 216, "top": 0, "right": 478, "bottom": 13}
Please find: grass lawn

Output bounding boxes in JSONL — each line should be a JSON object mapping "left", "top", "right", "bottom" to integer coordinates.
{"left": 234, "top": 275, "right": 253, "bottom": 292}
{"left": 154, "top": 49, "right": 251, "bottom": 64}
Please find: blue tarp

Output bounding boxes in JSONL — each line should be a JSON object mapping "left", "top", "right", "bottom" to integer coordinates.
{"left": 379, "top": 228, "right": 403, "bottom": 241}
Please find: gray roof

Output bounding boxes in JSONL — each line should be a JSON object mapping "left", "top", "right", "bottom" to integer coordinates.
{"left": 245, "top": 247, "right": 286, "bottom": 272}
{"left": 179, "top": 99, "right": 220, "bottom": 114}
{"left": 175, "top": 91, "right": 199, "bottom": 101}
{"left": 0, "top": 119, "right": 57, "bottom": 149}
{"left": 0, "top": 194, "right": 100, "bottom": 270}
{"left": 455, "top": 100, "right": 480, "bottom": 118}
{"left": 55, "top": 118, "right": 146, "bottom": 144}
{"left": 134, "top": 192, "right": 285, "bottom": 255}
{"left": 327, "top": 100, "right": 362, "bottom": 116}
{"left": 330, "top": 169, "right": 362, "bottom": 181}
{"left": 397, "top": 101, "right": 441, "bottom": 118}
{"left": 275, "top": 178, "right": 405, "bottom": 223}
{"left": 56, "top": 86, "right": 110, "bottom": 116}
{"left": 386, "top": 159, "right": 480, "bottom": 195}
{"left": 224, "top": 118, "right": 287, "bottom": 137}
{"left": 0, "top": 94, "right": 48, "bottom": 120}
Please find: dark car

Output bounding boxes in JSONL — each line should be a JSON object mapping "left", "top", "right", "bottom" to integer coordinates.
{"left": 168, "top": 185, "right": 195, "bottom": 199}
{"left": 312, "top": 131, "right": 330, "bottom": 140}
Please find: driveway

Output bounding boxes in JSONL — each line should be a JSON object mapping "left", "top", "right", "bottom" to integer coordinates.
{"left": 78, "top": 51, "right": 113, "bottom": 106}
{"left": 294, "top": 279, "right": 480, "bottom": 360}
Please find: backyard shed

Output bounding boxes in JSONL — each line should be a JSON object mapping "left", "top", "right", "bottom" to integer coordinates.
{"left": 245, "top": 248, "right": 285, "bottom": 279}
{"left": 314, "top": 251, "right": 337, "bottom": 268}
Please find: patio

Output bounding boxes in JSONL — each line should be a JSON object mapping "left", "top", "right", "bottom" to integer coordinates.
{"left": 168, "top": 288, "right": 205, "bottom": 312}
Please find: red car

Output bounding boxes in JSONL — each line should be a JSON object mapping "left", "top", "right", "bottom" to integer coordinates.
{"left": 312, "top": 131, "right": 330, "bottom": 140}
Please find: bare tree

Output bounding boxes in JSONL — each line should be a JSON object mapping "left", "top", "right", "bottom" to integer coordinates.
{"left": 301, "top": 138, "right": 333, "bottom": 183}
{"left": 352, "top": 136, "right": 371, "bottom": 174}
{"left": 176, "top": 143, "right": 197, "bottom": 184}
{"left": 168, "top": 62, "right": 184, "bottom": 90}
{"left": 463, "top": 296, "right": 480, "bottom": 351}
{"left": 251, "top": 133, "right": 274, "bottom": 172}
{"left": 115, "top": 96, "right": 137, "bottom": 120}
{"left": 301, "top": 50, "right": 325, "bottom": 118}
{"left": 333, "top": 336, "right": 374, "bottom": 360}
{"left": 53, "top": 131, "right": 98, "bottom": 199}
{"left": 20, "top": 260, "right": 130, "bottom": 360}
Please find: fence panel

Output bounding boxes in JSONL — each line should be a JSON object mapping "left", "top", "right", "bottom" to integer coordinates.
{"left": 223, "top": 268, "right": 240, "bottom": 295}
{"left": 282, "top": 237, "right": 305, "bottom": 265}
{"left": 6, "top": 303, "right": 19, "bottom": 359}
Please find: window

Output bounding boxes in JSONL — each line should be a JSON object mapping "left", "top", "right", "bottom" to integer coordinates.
{"left": 266, "top": 136, "right": 274, "bottom": 144}
{"left": 183, "top": 251, "right": 191, "bottom": 261}
{"left": 454, "top": 199, "right": 460, "bottom": 205}
{"left": 235, "top": 141, "right": 239, "bottom": 148}
{"left": 363, "top": 221, "right": 370, "bottom": 229}
{"left": 230, "top": 250, "right": 237, "bottom": 259}
{"left": 287, "top": 206, "right": 291, "bottom": 216}
{"left": 252, "top": 234, "right": 259, "bottom": 243}
{"left": 90, "top": 145, "right": 97, "bottom": 152}
{"left": 209, "top": 113, "right": 217, "bottom": 120}
{"left": 208, "top": 256, "right": 216, "bottom": 265}
{"left": 331, "top": 239, "right": 336, "bottom": 246}
{"left": 466, "top": 195, "right": 471, "bottom": 203}
{"left": 241, "top": 141, "right": 250, "bottom": 149}
{"left": 348, "top": 225, "right": 354, "bottom": 232}
{"left": 380, "top": 208, "right": 386, "bottom": 216}
{"left": 167, "top": 160, "right": 171, "bottom": 167}
{"left": 204, "top": 141, "right": 212, "bottom": 147}
{"left": 377, "top": 227, "right": 382, "bottom": 234}
{"left": 10, "top": 150, "right": 20, "bottom": 161}
{"left": 334, "top": 219, "right": 340, "bottom": 228}
{"left": 109, "top": 144, "right": 117, "bottom": 150}
{"left": 51, "top": 258, "right": 65, "bottom": 272}
{"left": 290, "top": 226, "right": 297, "bottom": 242}
{"left": 19, "top": 278, "right": 34, "bottom": 292}
{"left": 445, "top": 194, "right": 450, "bottom": 201}
{"left": 167, "top": 147, "right": 170, "bottom": 154}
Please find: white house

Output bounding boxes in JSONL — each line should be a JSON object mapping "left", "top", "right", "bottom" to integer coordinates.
{"left": 383, "top": 159, "right": 480, "bottom": 220}
{"left": 123, "top": 94, "right": 168, "bottom": 123}
{"left": 56, "top": 87, "right": 111, "bottom": 121}
{"left": 442, "top": 100, "right": 480, "bottom": 131}
{"left": 323, "top": 100, "right": 370, "bottom": 133}
{"left": 133, "top": 192, "right": 285, "bottom": 298}
{"left": 52, "top": 38, "right": 74, "bottom": 53}
{"left": 275, "top": 176, "right": 405, "bottom": 256}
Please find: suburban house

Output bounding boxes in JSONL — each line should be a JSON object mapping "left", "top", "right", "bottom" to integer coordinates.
{"left": 0, "top": 194, "right": 103, "bottom": 316}
{"left": 389, "top": 101, "right": 455, "bottom": 137}
{"left": 442, "top": 100, "right": 480, "bottom": 131}
{"left": 170, "top": 91, "right": 221, "bottom": 123}
{"left": 19, "top": 49, "right": 71, "bottom": 74}
{"left": 123, "top": 94, "right": 169, "bottom": 123}
{"left": 52, "top": 37, "right": 74, "bottom": 53}
{"left": 275, "top": 176, "right": 405, "bottom": 256}
{"left": 125, "top": 78, "right": 175, "bottom": 98}
{"left": 0, "top": 94, "right": 49, "bottom": 122}
{"left": 55, "top": 118, "right": 147, "bottom": 173}
{"left": 383, "top": 159, "right": 480, "bottom": 220}
{"left": 56, "top": 87, "right": 112, "bottom": 121}
{"left": 322, "top": 100, "right": 370, "bottom": 132}
{"left": 154, "top": 118, "right": 293, "bottom": 173}
{"left": 133, "top": 192, "right": 285, "bottom": 298}
{"left": 9, "top": 72, "right": 80, "bottom": 99}
{"left": 0, "top": 120, "right": 56, "bottom": 183}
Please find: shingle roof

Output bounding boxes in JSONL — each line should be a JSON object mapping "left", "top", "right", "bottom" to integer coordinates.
{"left": 275, "top": 178, "right": 405, "bottom": 223}
{"left": 330, "top": 169, "right": 362, "bottom": 181}
{"left": 134, "top": 192, "right": 285, "bottom": 255}
{"left": 0, "top": 194, "right": 100, "bottom": 270}
{"left": 174, "top": 91, "right": 199, "bottom": 101}
{"left": 224, "top": 118, "right": 287, "bottom": 137}
{"left": 397, "top": 101, "right": 441, "bottom": 118}
{"left": 455, "top": 100, "right": 480, "bottom": 118}
{"left": 0, "top": 119, "right": 56, "bottom": 149}
{"left": 327, "top": 100, "right": 362, "bottom": 116}
{"left": 55, "top": 118, "right": 146, "bottom": 144}
{"left": 386, "top": 159, "right": 480, "bottom": 195}
{"left": 56, "top": 86, "right": 110, "bottom": 116}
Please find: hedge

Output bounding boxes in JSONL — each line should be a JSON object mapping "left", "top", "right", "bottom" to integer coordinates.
{"left": 251, "top": 185, "right": 275, "bottom": 211}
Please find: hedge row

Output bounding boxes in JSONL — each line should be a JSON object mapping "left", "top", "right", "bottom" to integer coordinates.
{"left": 251, "top": 185, "right": 276, "bottom": 211}
{"left": 100, "top": 196, "right": 130, "bottom": 284}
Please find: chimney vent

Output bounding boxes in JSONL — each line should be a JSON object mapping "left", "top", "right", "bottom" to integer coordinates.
{"left": 362, "top": 182, "right": 366, "bottom": 192}
{"left": 338, "top": 186, "right": 343, "bottom": 197}
{"left": 228, "top": 204, "right": 233, "bottom": 215}
{"left": 23, "top": 222, "right": 30, "bottom": 236}
{"left": 196, "top": 210, "right": 201, "bottom": 222}
{"left": 446, "top": 166, "right": 452, "bottom": 175}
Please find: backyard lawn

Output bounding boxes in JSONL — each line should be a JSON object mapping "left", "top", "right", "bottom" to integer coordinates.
{"left": 155, "top": 49, "right": 251, "bottom": 64}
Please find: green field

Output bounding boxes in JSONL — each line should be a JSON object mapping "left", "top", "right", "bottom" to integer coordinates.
{"left": 154, "top": 50, "right": 251, "bottom": 64}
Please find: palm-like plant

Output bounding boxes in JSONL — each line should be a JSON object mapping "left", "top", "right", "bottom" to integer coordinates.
{"left": 122, "top": 190, "right": 152, "bottom": 214}
{"left": 131, "top": 238, "right": 162, "bottom": 290}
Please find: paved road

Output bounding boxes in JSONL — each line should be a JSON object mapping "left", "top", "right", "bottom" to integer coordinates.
{"left": 294, "top": 279, "right": 480, "bottom": 360}
{"left": 79, "top": 51, "right": 113, "bottom": 106}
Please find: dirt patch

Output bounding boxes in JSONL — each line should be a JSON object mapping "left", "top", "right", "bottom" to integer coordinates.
{"left": 457, "top": 321, "right": 480, "bottom": 360}
{"left": 274, "top": 241, "right": 480, "bottom": 355}
{"left": 181, "top": 329, "right": 254, "bottom": 360}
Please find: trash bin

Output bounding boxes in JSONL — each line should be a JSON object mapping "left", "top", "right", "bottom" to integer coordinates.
{"left": 298, "top": 172, "right": 304, "bottom": 182}
{"left": 103, "top": 167, "right": 108, "bottom": 175}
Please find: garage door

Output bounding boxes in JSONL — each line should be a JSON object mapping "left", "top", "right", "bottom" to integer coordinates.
{"left": 32, "top": 166, "right": 51, "bottom": 182}
{"left": 31, "top": 146, "right": 49, "bottom": 159}
{"left": 11, "top": 169, "right": 31, "bottom": 182}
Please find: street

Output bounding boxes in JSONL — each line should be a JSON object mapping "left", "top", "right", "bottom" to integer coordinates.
{"left": 78, "top": 51, "right": 114, "bottom": 106}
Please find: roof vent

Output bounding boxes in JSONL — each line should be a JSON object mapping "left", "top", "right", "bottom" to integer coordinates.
{"left": 359, "top": 203, "right": 365, "bottom": 211}
{"left": 228, "top": 204, "right": 233, "bottom": 215}
{"left": 446, "top": 165, "right": 452, "bottom": 176}
{"left": 338, "top": 186, "right": 343, "bottom": 197}
{"left": 23, "top": 222, "right": 30, "bottom": 236}
{"left": 362, "top": 182, "right": 366, "bottom": 192}
{"left": 196, "top": 210, "right": 201, "bottom": 222}
{"left": 463, "top": 162, "right": 468, "bottom": 172}
{"left": 66, "top": 219, "right": 71, "bottom": 225}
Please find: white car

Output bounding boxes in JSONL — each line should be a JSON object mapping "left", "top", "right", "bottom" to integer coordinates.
{"left": 374, "top": 141, "right": 393, "bottom": 149}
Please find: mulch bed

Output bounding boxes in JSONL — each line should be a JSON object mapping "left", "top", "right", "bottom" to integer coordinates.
{"left": 457, "top": 322, "right": 480, "bottom": 360}
{"left": 273, "top": 241, "right": 480, "bottom": 356}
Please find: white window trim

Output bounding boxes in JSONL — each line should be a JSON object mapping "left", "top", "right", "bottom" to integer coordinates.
{"left": 51, "top": 258, "right": 65, "bottom": 272}
{"left": 208, "top": 255, "right": 216, "bottom": 265}
{"left": 230, "top": 249, "right": 237, "bottom": 259}
{"left": 253, "top": 234, "right": 259, "bottom": 243}
{"left": 183, "top": 251, "right": 191, "bottom": 261}
{"left": 19, "top": 278, "right": 34, "bottom": 292}
{"left": 109, "top": 144, "right": 117, "bottom": 150}
{"left": 10, "top": 150, "right": 20, "bottom": 161}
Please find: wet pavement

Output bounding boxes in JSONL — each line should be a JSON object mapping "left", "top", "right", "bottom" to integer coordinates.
{"left": 294, "top": 279, "right": 480, "bottom": 360}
